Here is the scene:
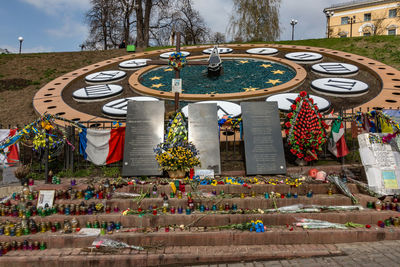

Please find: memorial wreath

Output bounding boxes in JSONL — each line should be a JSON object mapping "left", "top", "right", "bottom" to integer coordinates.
{"left": 168, "top": 52, "right": 187, "bottom": 71}
{"left": 284, "top": 91, "right": 329, "bottom": 162}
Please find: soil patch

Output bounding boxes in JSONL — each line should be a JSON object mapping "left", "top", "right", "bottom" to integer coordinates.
{"left": 0, "top": 78, "right": 31, "bottom": 91}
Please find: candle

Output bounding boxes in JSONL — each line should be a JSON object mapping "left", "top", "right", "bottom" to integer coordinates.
{"left": 264, "top": 193, "right": 269, "bottom": 199}
{"left": 185, "top": 207, "right": 191, "bottom": 215}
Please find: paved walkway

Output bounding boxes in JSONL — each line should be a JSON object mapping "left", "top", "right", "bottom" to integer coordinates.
{"left": 194, "top": 240, "right": 400, "bottom": 267}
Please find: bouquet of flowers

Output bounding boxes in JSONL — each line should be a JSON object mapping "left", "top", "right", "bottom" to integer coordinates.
{"left": 154, "top": 112, "right": 200, "bottom": 172}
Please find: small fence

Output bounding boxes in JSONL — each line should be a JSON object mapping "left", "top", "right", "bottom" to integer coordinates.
{"left": 2, "top": 107, "right": 396, "bottom": 176}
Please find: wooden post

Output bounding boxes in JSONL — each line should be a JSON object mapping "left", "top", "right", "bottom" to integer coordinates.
{"left": 44, "top": 134, "right": 50, "bottom": 183}
{"left": 174, "top": 32, "right": 181, "bottom": 112}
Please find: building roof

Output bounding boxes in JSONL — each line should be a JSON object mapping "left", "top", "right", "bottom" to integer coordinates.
{"left": 324, "top": 0, "right": 399, "bottom": 13}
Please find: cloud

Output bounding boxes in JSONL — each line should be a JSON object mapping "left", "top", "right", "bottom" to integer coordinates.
{"left": 46, "top": 17, "right": 88, "bottom": 39}
{"left": 279, "top": 0, "right": 340, "bottom": 40}
{"left": 192, "top": 0, "right": 234, "bottom": 35}
{"left": 192, "top": 0, "right": 347, "bottom": 41}
{"left": 19, "top": 0, "right": 91, "bottom": 15}
{"left": 0, "top": 44, "right": 54, "bottom": 53}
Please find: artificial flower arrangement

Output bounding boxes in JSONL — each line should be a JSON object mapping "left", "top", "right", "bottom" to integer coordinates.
{"left": 284, "top": 91, "right": 329, "bottom": 162}
{"left": 154, "top": 112, "right": 200, "bottom": 174}
{"left": 168, "top": 52, "right": 187, "bottom": 71}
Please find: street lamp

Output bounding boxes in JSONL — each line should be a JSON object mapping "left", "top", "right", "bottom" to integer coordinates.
{"left": 18, "top": 36, "right": 24, "bottom": 54}
{"left": 349, "top": 16, "right": 356, "bottom": 37}
{"left": 290, "top": 19, "right": 298, "bottom": 41}
{"left": 325, "top": 11, "right": 335, "bottom": 38}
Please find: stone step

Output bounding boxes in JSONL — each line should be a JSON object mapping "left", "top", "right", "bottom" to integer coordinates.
{"left": 1, "top": 209, "right": 397, "bottom": 228}
{"left": 0, "top": 244, "right": 344, "bottom": 267}
{"left": 117, "top": 183, "right": 360, "bottom": 195}
{"left": 30, "top": 181, "right": 360, "bottom": 195}
{"left": 1, "top": 227, "right": 399, "bottom": 249}
{"left": 21, "top": 194, "right": 364, "bottom": 210}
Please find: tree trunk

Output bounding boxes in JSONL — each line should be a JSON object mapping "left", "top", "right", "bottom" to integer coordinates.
{"left": 143, "top": 0, "right": 152, "bottom": 47}
{"left": 136, "top": 0, "right": 152, "bottom": 49}
{"left": 136, "top": 0, "right": 145, "bottom": 48}
{"left": 103, "top": 27, "right": 108, "bottom": 50}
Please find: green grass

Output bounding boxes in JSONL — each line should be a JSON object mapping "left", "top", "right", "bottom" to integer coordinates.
{"left": 146, "top": 35, "right": 400, "bottom": 69}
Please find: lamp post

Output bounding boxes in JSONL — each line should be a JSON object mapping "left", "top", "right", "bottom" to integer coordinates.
{"left": 18, "top": 36, "right": 24, "bottom": 54}
{"left": 290, "top": 19, "right": 298, "bottom": 41}
{"left": 325, "top": 11, "right": 334, "bottom": 38}
{"left": 349, "top": 16, "right": 356, "bottom": 37}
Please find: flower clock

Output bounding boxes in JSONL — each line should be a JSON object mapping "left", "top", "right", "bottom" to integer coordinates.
{"left": 284, "top": 91, "right": 328, "bottom": 162}
{"left": 168, "top": 52, "right": 187, "bottom": 71}
{"left": 154, "top": 112, "right": 200, "bottom": 177}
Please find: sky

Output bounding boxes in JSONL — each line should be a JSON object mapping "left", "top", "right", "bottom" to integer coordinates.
{"left": 0, "top": 0, "right": 347, "bottom": 53}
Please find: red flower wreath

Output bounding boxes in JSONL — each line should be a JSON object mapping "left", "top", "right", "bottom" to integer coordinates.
{"left": 283, "top": 91, "right": 328, "bottom": 162}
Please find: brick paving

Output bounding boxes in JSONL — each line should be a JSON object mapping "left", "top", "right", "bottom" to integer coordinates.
{"left": 193, "top": 240, "right": 400, "bottom": 267}
{"left": 1, "top": 240, "right": 399, "bottom": 266}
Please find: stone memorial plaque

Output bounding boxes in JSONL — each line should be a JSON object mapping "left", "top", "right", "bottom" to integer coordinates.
{"left": 188, "top": 103, "right": 221, "bottom": 175}
{"left": 0, "top": 166, "right": 19, "bottom": 184}
{"left": 246, "top": 47, "right": 278, "bottom": 55}
{"left": 241, "top": 102, "right": 286, "bottom": 175}
{"left": 122, "top": 101, "right": 164, "bottom": 176}
{"left": 202, "top": 47, "right": 233, "bottom": 54}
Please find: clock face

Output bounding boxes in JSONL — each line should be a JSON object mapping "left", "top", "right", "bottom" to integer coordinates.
{"left": 246, "top": 48, "right": 278, "bottom": 55}
{"left": 202, "top": 47, "right": 233, "bottom": 54}
{"left": 266, "top": 93, "right": 331, "bottom": 112}
{"left": 85, "top": 70, "right": 127, "bottom": 84}
{"left": 102, "top": 97, "right": 159, "bottom": 117}
{"left": 311, "top": 78, "right": 369, "bottom": 96}
{"left": 312, "top": 62, "right": 359, "bottom": 76}
{"left": 119, "top": 59, "right": 150, "bottom": 69}
{"left": 159, "top": 51, "right": 191, "bottom": 59}
{"left": 73, "top": 84, "right": 123, "bottom": 101}
{"left": 181, "top": 101, "right": 241, "bottom": 119}
{"left": 285, "top": 52, "right": 323, "bottom": 63}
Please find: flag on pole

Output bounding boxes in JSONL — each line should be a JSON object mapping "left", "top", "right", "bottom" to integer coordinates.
{"left": 328, "top": 117, "right": 349, "bottom": 158}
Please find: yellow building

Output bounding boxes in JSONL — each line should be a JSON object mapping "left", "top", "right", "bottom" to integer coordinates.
{"left": 323, "top": 0, "right": 400, "bottom": 38}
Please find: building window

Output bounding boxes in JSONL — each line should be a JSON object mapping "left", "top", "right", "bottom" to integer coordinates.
{"left": 388, "top": 29, "right": 396, "bottom": 35}
{"left": 364, "top": 13, "right": 371, "bottom": 21}
{"left": 364, "top": 32, "right": 371, "bottom": 36}
{"left": 341, "top": 17, "right": 349, "bottom": 24}
{"left": 340, "top": 34, "right": 348, "bottom": 38}
{"left": 389, "top": 9, "right": 397, "bottom": 18}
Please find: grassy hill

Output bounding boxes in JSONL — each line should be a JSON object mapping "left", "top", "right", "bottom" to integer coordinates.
{"left": 0, "top": 36, "right": 399, "bottom": 125}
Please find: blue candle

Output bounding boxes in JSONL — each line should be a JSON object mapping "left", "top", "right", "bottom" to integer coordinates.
{"left": 178, "top": 206, "right": 183, "bottom": 214}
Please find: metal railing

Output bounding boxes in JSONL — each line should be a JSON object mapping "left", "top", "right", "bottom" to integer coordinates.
{"left": 2, "top": 107, "right": 398, "bottom": 175}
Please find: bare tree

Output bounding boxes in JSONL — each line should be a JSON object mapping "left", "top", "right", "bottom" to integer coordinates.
{"left": 119, "top": 0, "right": 137, "bottom": 44}
{"left": 210, "top": 32, "right": 226, "bottom": 44}
{"left": 148, "top": 0, "right": 209, "bottom": 46}
{"left": 174, "top": 0, "right": 209, "bottom": 45}
{"left": 228, "top": 0, "right": 281, "bottom": 42}
{"left": 85, "top": 0, "right": 120, "bottom": 50}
